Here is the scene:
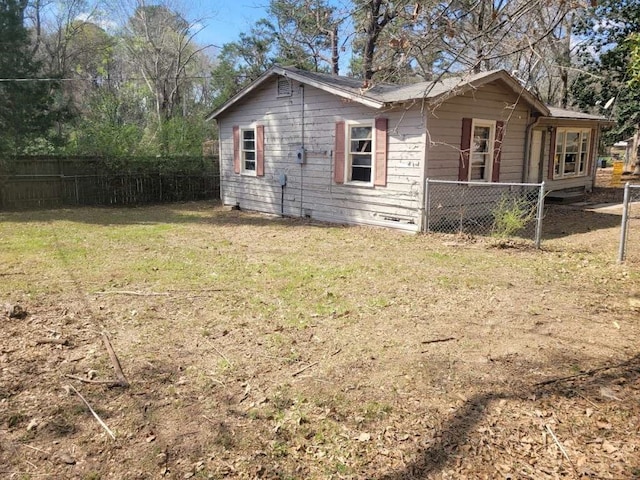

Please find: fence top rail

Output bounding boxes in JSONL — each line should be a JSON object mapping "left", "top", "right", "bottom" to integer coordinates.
{"left": 626, "top": 183, "right": 640, "bottom": 189}
{"left": 426, "top": 178, "right": 544, "bottom": 188}
{"left": 4, "top": 173, "right": 218, "bottom": 179}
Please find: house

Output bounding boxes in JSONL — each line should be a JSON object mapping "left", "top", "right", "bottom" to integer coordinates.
{"left": 206, "top": 66, "right": 611, "bottom": 232}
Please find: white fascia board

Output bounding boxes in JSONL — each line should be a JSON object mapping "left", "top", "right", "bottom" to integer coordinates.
{"left": 277, "top": 68, "right": 384, "bottom": 109}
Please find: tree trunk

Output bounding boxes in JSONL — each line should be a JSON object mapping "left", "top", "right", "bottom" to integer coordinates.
{"left": 363, "top": 1, "right": 381, "bottom": 82}
{"left": 331, "top": 25, "right": 339, "bottom": 75}
{"left": 560, "top": 15, "right": 572, "bottom": 109}
{"left": 362, "top": 0, "right": 395, "bottom": 82}
{"left": 474, "top": 0, "right": 486, "bottom": 73}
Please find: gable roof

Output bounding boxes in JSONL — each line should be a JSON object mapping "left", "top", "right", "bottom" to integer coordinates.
{"left": 206, "top": 66, "right": 552, "bottom": 120}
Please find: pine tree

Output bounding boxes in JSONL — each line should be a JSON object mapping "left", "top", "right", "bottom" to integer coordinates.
{"left": 0, "top": 0, "right": 55, "bottom": 153}
{"left": 571, "top": 0, "right": 640, "bottom": 145}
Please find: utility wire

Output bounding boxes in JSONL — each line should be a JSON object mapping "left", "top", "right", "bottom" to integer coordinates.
{"left": 0, "top": 75, "right": 215, "bottom": 82}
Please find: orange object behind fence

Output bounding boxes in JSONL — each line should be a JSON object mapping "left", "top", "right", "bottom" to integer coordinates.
{"left": 612, "top": 161, "right": 624, "bottom": 186}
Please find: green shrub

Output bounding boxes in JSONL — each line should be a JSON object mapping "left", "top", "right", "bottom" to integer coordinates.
{"left": 491, "top": 194, "right": 537, "bottom": 238}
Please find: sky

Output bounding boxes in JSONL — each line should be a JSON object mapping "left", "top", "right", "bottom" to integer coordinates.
{"left": 190, "top": 0, "right": 352, "bottom": 58}
{"left": 199, "top": 2, "right": 269, "bottom": 51}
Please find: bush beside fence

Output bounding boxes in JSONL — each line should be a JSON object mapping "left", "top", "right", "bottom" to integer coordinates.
{"left": 424, "top": 179, "right": 545, "bottom": 246}
{"left": 0, "top": 156, "right": 220, "bottom": 210}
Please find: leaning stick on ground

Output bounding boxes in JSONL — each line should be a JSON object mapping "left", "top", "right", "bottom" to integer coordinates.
{"left": 64, "top": 374, "right": 128, "bottom": 387}
{"left": 68, "top": 384, "right": 116, "bottom": 440}
{"left": 101, "top": 332, "right": 129, "bottom": 388}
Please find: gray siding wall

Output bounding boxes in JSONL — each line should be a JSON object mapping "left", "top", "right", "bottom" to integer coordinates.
{"left": 217, "top": 78, "right": 427, "bottom": 231}
{"left": 425, "top": 81, "right": 531, "bottom": 182}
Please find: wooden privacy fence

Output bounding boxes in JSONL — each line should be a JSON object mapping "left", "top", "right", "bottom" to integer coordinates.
{"left": 0, "top": 156, "right": 220, "bottom": 210}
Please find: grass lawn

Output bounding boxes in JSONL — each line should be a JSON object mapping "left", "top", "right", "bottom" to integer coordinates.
{"left": 1, "top": 201, "right": 639, "bottom": 479}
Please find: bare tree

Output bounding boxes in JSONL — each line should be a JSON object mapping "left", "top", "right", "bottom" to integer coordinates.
{"left": 111, "top": 0, "right": 212, "bottom": 152}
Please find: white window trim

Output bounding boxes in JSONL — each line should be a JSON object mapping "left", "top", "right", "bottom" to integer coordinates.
{"left": 468, "top": 119, "right": 496, "bottom": 182}
{"left": 553, "top": 128, "right": 591, "bottom": 180}
{"left": 345, "top": 120, "right": 375, "bottom": 185}
{"left": 240, "top": 126, "right": 257, "bottom": 176}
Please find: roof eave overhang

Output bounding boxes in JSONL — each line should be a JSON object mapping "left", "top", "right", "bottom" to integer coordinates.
{"left": 544, "top": 115, "right": 616, "bottom": 126}
{"left": 206, "top": 66, "right": 384, "bottom": 121}
{"left": 279, "top": 68, "right": 385, "bottom": 109}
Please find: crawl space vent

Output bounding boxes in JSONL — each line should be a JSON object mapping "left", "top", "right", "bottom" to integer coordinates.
{"left": 277, "top": 77, "right": 292, "bottom": 97}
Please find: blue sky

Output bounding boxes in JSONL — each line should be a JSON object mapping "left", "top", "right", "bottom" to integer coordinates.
{"left": 195, "top": 2, "right": 270, "bottom": 51}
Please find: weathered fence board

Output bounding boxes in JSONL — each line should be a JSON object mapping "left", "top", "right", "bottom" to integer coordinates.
{"left": 0, "top": 156, "right": 220, "bottom": 210}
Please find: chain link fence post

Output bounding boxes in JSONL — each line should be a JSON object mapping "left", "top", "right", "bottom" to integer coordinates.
{"left": 535, "top": 181, "right": 545, "bottom": 249}
{"left": 423, "top": 178, "right": 431, "bottom": 233}
{"left": 618, "top": 182, "right": 631, "bottom": 263}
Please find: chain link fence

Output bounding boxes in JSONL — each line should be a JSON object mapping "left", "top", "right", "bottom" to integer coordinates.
{"left": 618, "top": 183, "right": 640, "bottom": 263}
{"left": 424, "top": 179, "right": 545, "bottom": 246}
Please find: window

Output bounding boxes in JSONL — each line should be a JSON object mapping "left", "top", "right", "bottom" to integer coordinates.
{"left": 334, "top": 119, "right": 387, "bottom": 186}
{"left": 241, "top": 128, "right": 256, "bottom": 174}
{"left": 347, "top": 122, "right": 374, "bottom": 183}
{"left": 459, "top": 118, "right": 503, "bottom": 183}
{"left": 469, "top": 120, "right": 495, "bottom": 181}
{"left": 554, "top": 128, "right": 591, "bottom": 179}
{"left": 233, "top": 124, "right": 264, "bottom": 176}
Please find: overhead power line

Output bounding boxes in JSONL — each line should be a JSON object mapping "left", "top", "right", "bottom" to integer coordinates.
{"left": 0, "top": 75, "right": 214, "bottom": 82}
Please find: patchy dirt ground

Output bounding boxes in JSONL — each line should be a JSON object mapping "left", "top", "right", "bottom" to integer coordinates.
{"left": 1, "top": 171, "right": 640, "bottom": 480}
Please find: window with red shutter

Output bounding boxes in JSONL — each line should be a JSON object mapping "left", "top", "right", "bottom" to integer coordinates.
{"left": 459, "top": 118, "right": 472, "bottom": 181}
{"left": 374, "top": 117, "right": 388, "bottom": 186}
{"left": 492, "top": 121, "right": 504, "bottom": 182}
{"left": 460, "top": 118, "right": 498, "bottom": 182}
{"left": 335, "top": 119, "right": 388, "bottom": 186}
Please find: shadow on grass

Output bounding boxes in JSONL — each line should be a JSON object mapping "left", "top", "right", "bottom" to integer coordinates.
{"left": 0, "top": 200, "right": 349, "bottom": 230}
{"left": 0, "top": 199, "right": 625, "bottom": 238}
{"left": 542, "top": 204, "right": 622, "bottom": 239}
{"left": 376, "top": 353, "right": 640, "bottom": 480}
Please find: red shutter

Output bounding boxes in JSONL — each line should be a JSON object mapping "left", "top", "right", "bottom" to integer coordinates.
{"left": 548, "top": 127, "right": 557, "bottom": 180}
{"left": 256, "top": 124, "right": 265, "bottom": 176}
{"left": 374, "top": 117, "right": 388, "bottom": 186}
{"left": 334, "top": 121, "right": 345, "bottom": 184}
{"left": 587, "top": 128, "right": 596, "bottom": 174}
{"left": 492, "top": 120, "right": 504, "bottom": 182}
{"left": 459, "top": 118, "right": 472, "bottom": 181}
{"left": 232, "top": 125, "right": 240, "bottom": 174}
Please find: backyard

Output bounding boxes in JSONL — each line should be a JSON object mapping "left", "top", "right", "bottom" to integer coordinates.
{"left": 1, "top": 189, "right": 639, "bottom": 479}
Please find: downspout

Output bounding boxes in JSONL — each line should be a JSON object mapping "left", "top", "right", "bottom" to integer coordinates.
{"left": 419, "top": 111, "right": 429, "bottom": 233}
{"left": 216, "top": 118, "right": 224, "bottom": 202}
{"left": 523, "top": 111, "right": 542, "bottom": 183}
{"left": 300, "top": 84, "right": 305, "bottom": 217}
{"left": 281, "top": 182, "right": 285, "bottom": 216}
